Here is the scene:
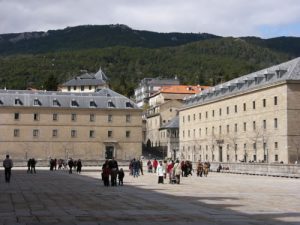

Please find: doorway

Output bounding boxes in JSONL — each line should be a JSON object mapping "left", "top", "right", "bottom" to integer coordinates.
{"left": 219, "top": 146, "right": 223, "bottom": 162}
{"left": 105, "top": 146, "right": 114, "bottom": 159}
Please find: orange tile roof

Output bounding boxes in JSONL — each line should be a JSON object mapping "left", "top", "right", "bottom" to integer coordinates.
{"left": 159, "top": 85, "right": 210, "bottom": 94}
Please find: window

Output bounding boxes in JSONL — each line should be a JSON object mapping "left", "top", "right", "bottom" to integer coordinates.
{"left": 68, "top": 86, "right": 71, "bottom": 91}
{"left": 274, "top": 118, "right": 278, "bottom": 129}
{"left": 90, "top": 114, "right": 95, "bottom": 122}
{"left": 274, "top": 96, "right": 278, "bottom": 105}
{"left": 81, "top": 86, "right": 84, "bottom": 91}
{"left": 199, "top": 128, "right": 201, "bottom": 136}
{"left": 253, "top": 121, "right": 256, "bottom": 130}
{"left": 52, "top": 129, "right": 58, "bottom": 137}
{"left": 108, "top": 130, "right": 113, "bottom": 138}
{"left": 243, "top": 103, "right": 246, "bottom": 111}
{"left": 33, "top": 99, "right": 40, "bottom": 106}
{"left": 53, "top": 113, "right": 58, "bottom": 121}
{"left": 226, "top": 124, "right": 229, "bottom": 133}
{"left": 275, "top": 154, "right": 278, "bottom": 162}
{"left": 126, "top": 102, "right": 133, "bottom": 108}
{"left": 275, "top": 142, "right": 278, "bottom": 149}
{"left": 219, "top": 125, "right": 222, "bottom": 134}
{"left": 234, "top": 105, "right": 237, "bottom": 113}
{"left": 219, "top": 108, "right": 222, "bottom": 116}
{"left": 263, "top": 99, "right": 266, "bottom": 107}
{"left": 263, "top": 120, "right": 266, "bottom": 129}
{"left": 108, "top": 101, "right": 115, "bottom": 108}
{"left": 235, "top": 144, "right": 237, "bottom": 151}
{"left": 14, "top": 98, "right": 23, "bottom": 105}
{"left": 126, "top": 131, "right": 131, "bottom": 138}
{"left": 33, "top": 129, "right": 39, "bottom": 137}
{"left": 13, "top": 129, "right": 20, "bottom": 137}
{"left": 253, "top": 101, "right": 256, "bottom": 109}
{"left": 188, "top": 130, "right": 190, "bottom": 137}
{"left": 243, "top": 122, "right": 246, "bottom": 132}
{"left": 108, "top": 114, "right": 112, "bottom": 122}
{"left": 253, "top": 142, "right": 256, "bottom": 150}
{"left": 212, "top": 126, "right": 215, "bottom": 134}
{"left": 212, "top": 110, "right": 215, "bottom": 117}
{"left": 188, "top": 115, "right": 190, "bottom": 122}
{"left": 227, "top": 106, "right": 229, "bottom": 114}
{"left": 193, "top": 114, "right": 196, "bottom": 120}
{"left": 90, "top": 100, "right": 97, "bottom": 107}
{"left": 193, "top": 129, "right": 195, "bottom": 137}
{"left": 53, "top": 99, "right": 60, "bottom": 106}
{"left": 205, "top": 111, "right": 208, "bottom": 119}
{"left": 71, "top": 130, "right": 77, "bottom": 138}
{"left": 33, "top": 113, "right": 39, "bottom": 121}
{"left": 182, "top": 116, "right": 185, "bottom": 123}
{"left": 73, "top": 86, "right": 77, "bottom": 90}
{"left": 234, "top": 123, "right": 238, "bottom": 132}
{"left": 71, "top": 113, "right": 77, "bottom": 121}
{"left": 182, "top": 130, "right": 185, "bottom": 138}
{"left": 253, "top": 155, "right": 257, "bottom": 161}
{"left": 199, "top": 113, "right": 201, "bottom": 120}
{"left": 205, "top": 127, "right": 208, "bottom": 135}
{"left": 89, "top": 130, "right": 95, "bottom": 138}
{"left": 71, "top": 100, "right": 78, "bottom": 107}
{"left": 14, "top": 112, "right": 19, "bottom": 120}
{"left": 89, "top": 85, "right": 92, "bottom": 90}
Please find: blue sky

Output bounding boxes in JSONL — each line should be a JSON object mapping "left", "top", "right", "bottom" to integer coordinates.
{"left": 0, "top": 0, "right": 300, "bottom": 38}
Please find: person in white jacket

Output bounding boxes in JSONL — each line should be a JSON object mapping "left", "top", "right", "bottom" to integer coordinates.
{"left": 157, "top": 161, "right": 165, "bottom": 184}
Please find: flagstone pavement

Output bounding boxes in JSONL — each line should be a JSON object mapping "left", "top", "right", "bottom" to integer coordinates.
{"left": 0, "top": 166, "right": 299, "bottom": 225}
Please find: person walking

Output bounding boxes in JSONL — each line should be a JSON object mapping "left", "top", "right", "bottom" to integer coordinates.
{"left": 30, "top": 158, "right": 36, "bottom": 174}
{"left": 68, "top": 158, "right": 74, "bottom": 174}
{"left": 3, "top": 155, "right": 13, "bottom": 183}
{"left": 76, "top": 159, "right": 82, "bottom": 174}
{"left": 157, "top": 161, "right": 165, "bottom": 184}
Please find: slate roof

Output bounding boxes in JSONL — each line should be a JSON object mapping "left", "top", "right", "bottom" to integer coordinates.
{"left": 0, "top": 88, "right": 139, "bottom": 109}
{"left": 183, "top": 57, "right": 300, "bottom": 109}
{"left": 160, "top": 116, "right": 179, "bottom": 130}
{"left": 62, "top": 68, "right": 108, "bottom": 87}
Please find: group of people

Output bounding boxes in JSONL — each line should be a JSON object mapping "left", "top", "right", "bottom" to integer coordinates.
{"left": 49, "top": 158, "right": 82, "bottom": 174}
{"left": 129, "top": 158, "right": 143, "bottom": 177}
{"left": 27, "top": 158, "right": 37, "bottom": 174}
{"left": 101, "top": 157, "right": 124, "bottom": 186}
{"left": 196, "top": 161, "right": 211, "bottom": 177}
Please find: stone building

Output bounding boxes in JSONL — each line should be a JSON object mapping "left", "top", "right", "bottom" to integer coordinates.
{"left": 0, "top": 88, "right": 142, "bottom": 162}
{"left": 179, "top": 57, "right": 300, "bottom": 164}
{"left": 60, "top": 68, "right": 108, "bottom": 93}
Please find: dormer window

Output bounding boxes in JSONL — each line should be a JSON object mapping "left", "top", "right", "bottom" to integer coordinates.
{"left": 71, "top": 99, "right": 78, "bottom": 107}
{"left": 90, "top": 100, "right": 97, "bottom": 108}
{"left": 53, "top": 99, "right": 60, "bottom": 107}
{"left": 33, "top": 99, "right": 41, "bottom": 106}
{"left": 14, "top": 98, "right": 23, "bottom": 106}
{"left": 0, "top": 99, "right": 3, "bottom": 105}
{"left": 126, "top": 101, "right": 133, "bottom": 108}
{"left": 276, "top": 69, "right": 287, "bottom": 78}
{"left": 108, "top": 100, "right": 115, "bottom": 108}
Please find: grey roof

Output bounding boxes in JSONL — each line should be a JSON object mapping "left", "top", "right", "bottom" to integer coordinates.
{"left": 183, "top": 57, "right": 300, "bottom": 109}
{"left": 139, "top": 77, "right": 180, "bottom": 86}
{"left": 160, "top": 116, "right": 179, "bottom": 130}
{"left": 62, "top": 68, "right": 108, "bottom": 87}
{"left": 0, "top": 88, "right": 139, "bottom": 110}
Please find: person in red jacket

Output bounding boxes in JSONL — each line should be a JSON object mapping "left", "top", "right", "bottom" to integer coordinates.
{"left": 153, "top": 159, "right": 158, "bottom": 173}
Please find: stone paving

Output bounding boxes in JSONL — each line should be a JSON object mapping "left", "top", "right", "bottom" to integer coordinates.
{"left": 0, "top": 167, "right": 299, "bottom": 225}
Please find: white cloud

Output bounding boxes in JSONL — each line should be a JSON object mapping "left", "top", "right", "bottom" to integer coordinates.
{"left": 0, "top": 0, "right": 300, "bottom": 37}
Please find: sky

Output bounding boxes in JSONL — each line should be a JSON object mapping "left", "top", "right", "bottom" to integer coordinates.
{"left": 0, "top": 0, "right": 300, "bottom": 38}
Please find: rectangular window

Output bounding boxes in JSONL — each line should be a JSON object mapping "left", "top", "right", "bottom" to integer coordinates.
{"left": 234, "top": 123, "right": 237, "bottom": 132}
{"left": 53, "top": 113, "right": 58, "bottom": 121}
{"left": 89, "top": 130, "right": 95, "bottom": 138}
{"left": 14, "top": 129, "right": 20, "bottom": 137}
{"left": 205, "top": 127, "right": 208, "bottom": 135}
{"left": 33, "top": 113, "right": 39, "bottom": 121}
{"left": 243, "top": 103, "right": 246, "bottom": 111}
{"left": 199, "top": 113, "right": 201, "bottom": 120}
{"left": 227, "top": 124, "right": 229, "bottom": 133}
{"left": 73, "top": 86, "right": 77, "bottom": 90}
{"left": 263, "top": 120, "right": 266, "bottom": 129}
{"left": 33, "top": 99, "right": 40, "bottom": 106}
{"left": 183, "top": 130, "right": 185, "bottom": 138}
{"left": 199, "top": 128, "right": 201, "bottom": 136}
{"left": 212, "top": 126, "right": 214, "bottom": 134}
{"left": 253, "top": 155, "right": 257, "bottom": 161}
{"left": 81, "top": 86, "right": 84, "bottom": 91}
{"left": 52, "top": 129, "right": 58, "bottom": 137}
{"left": 182, "top": 116, "right": 185, "bottom": 123}
{"left": 188, "top": 115, "right": 190, "bottom": 122}
{"left": 108, "top": 114, "right": 112, "bottom": 122}
{"left": 71, "top": 130, "right": 77, "bottom": 138}
{"left": 108, "top": 101, "right": 115, "bottom": 108}
{"left": 219, "top": 108, "right": 222, "bottom": 116}
{"left": 193, "top": 114, "right": 196, "bottom": 121}
{"left": 89, "top": 85, "right": 92, "bottom": 90}
{"left": 253, "top": 121, "right": 256, "bottom": 130}
{"left": 71, "top": 113, "right": 77, "bottom": 121}
{"left": 253, "top": 101, "right": 256, "bottom": 109}
{"left": 90, "top": 114, "right": 95, "bottom": 122}
{"left": 274, "top": 96, "right": 278, "bottom": 105}
{"left": 219, "top": 125, "right": 222, "bottom": 134}
{"left": 235, "top": 144, "right": 237, "bottom": 151}
{"left": 68, "top": 86, "right": 71, "bottom": 91}
{"left": 234, "top": 105, "right": 237, "bottom": 113}
{"left": 263, "top": 99, "right": 266, "bottom": 107}
{"left": 275, "top": 154, "right": 278, "bottom": 162}
{"left": 126, "top": 114, "right": 131, "bottom": 122}
{"left": 108, "top": 130, "right": 113, "bottom": 138}
{"left": 188, "top": 130, "right": 190, "bottom": 137}
{"left": 275, "top": 142, "right": 278, "bottom": 149}
{"left": 243, "top": 122, "right": 246, "bottom": 132}
{"left": 90, "top": 101, "right": 97, "bottom": 107}
{"left": 205, "top": 111, "right": 208, "bottom": 119}
{"left": 253, "top": 142, "right": 256, "bottom": 150}
{"left": 14, "top": 112, "right": 19, "bottom": 120}
{"left": 274, "top": 118, "right": 278, "bottom": 129}
{"left": 53, "top": 99, "right": 60, "bottom": 106}
{"left": 212, "top": 110, "right": 215, "bottom": 117}
{"left": 33, "top": 129, "right": 39, "bottom": 137}
{"left": 71, "top": 100, "right": 78, "bottom": 107}
{"left": 126, "top": 131, "right": 131, "bottom": 138}
{"left": 227, "top": 106, "right": 229, "bottom": 114}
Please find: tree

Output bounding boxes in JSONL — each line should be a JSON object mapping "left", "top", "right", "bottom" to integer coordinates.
{"left": 43, "top": 74, "right": 59, "bottom": 91}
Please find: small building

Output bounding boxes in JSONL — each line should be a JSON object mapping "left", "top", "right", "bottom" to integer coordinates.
{"left": 60, "top": 68, "right": 108, "bottom": 93}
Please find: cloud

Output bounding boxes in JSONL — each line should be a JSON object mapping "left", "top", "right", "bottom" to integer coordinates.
{"left": 0, "top": 0, "right": 300, "bottom": 37}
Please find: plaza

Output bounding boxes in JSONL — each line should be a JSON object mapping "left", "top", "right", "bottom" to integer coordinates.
{"left": 0, "top": 167, "right": 299, "bottom": 225}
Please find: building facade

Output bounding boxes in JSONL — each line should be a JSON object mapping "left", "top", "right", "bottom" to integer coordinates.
{"left": 0, "top": 88, "right": 142, "bottom": 161}
{"left": 60, "top": 68, "right": 108, "bottom": 93}
{"left": 180, "top": 57, "right": 300, "bottom": 164}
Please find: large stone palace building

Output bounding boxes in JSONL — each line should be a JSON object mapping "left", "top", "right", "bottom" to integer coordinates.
{"left": 0, "top": 88, "right": 142, "bottom": 161}
{"left": 179, "top": 57, "right": 300, "bottom": 164}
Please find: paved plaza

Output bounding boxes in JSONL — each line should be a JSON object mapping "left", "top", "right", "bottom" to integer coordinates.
{"left": 0, "top": 167, "right": 299, "bottom": 225}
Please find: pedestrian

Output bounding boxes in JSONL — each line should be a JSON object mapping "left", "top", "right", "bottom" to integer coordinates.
{"left": 102, "top": 160, "right": 110, "bottom": 187}
{"left": 153, "top": 158, "right": 158, "bottom": 173}
{"left": 139, "top": 160, "right": 144, "bottom": 175}
{"left": 147, "top": 160, "right": 152, "bottom": 173}
{"left": 157, "top": 161, "right": 165, "bottom": 184}
{"left": 132, "top": 158, "right": 140, "bottom": 177}
{"left": 173, "top": 160, "right": 182, "bottom": 184}
{"left": 118, "top": 168, "right": 125, "bottom": 185}
{"left": 30, "top": 158, "right": 36, "bottom": 174}
{"left": 27, "top": 158, "right": 32, "bottom": 173}
{"left": 3, "top": 154, "right": 13, "bottom": 183}
{"left": 108, "top": 157, "right": 118, "bottom": 186}
{"left": 77, "top": 159, "right": 82, "bottom": 173}
{"left": 68, "top": 158, "right": 74, "bottom": 174}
